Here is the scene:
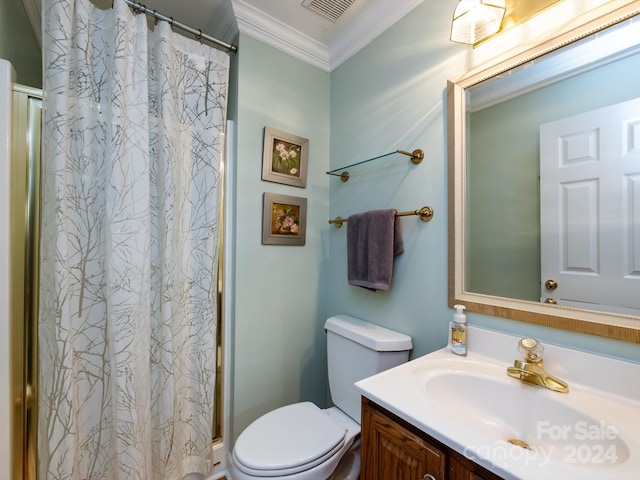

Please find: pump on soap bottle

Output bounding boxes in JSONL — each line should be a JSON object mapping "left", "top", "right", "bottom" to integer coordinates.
{"left": 449, "top": 304, "right": 467, "bottom": 356}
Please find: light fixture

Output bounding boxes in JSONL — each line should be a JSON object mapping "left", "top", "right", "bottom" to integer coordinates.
{"left": 450, "top": 0, "right": 506, "bottom": 45}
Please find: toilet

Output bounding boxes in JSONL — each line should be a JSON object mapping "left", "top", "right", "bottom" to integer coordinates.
{"left": 228, "top": 314, "right": 413, "bottom": 480}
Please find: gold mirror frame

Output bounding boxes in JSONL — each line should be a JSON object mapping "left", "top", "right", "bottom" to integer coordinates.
{"left": 447, "top": 1, "right": 640, "bottom": 343}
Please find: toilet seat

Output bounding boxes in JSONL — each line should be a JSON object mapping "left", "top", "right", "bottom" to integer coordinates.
{"left": 232, "top": 402, "right": 347, "bottom": 476}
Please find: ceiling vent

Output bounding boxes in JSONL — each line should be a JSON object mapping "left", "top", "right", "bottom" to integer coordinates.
{"left": 301, "top": 0, "right": 356, "bottom": 22}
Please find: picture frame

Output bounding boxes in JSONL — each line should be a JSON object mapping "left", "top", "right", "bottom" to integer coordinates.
{"left": 262, "top": 193, "right": 307, "bottom": 246}
{"left": 262, "top": 127, "right": 309, "bottom": 188}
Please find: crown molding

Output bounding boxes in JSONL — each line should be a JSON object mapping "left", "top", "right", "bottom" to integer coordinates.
{"left": 232, "top": 0, "right": 424, "bottom": 72}
{"left": 327, "top": 0, "right": 423, "bottom": 70}
{"left": 232, "top": 0, "right": 331, "bottom": 71}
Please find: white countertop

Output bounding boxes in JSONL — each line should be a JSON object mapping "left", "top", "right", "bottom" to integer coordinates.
{"left": 355, "top": 326, "right": 640, "bottom": 480}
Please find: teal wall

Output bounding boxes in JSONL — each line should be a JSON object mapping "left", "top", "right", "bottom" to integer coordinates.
{"left": 328, "top": 0, "right": 458, "bottom": 359}
{"left": 230, "top": 33, "right": 330, "bottom": 441}
{"left": 229, "top": 0, "right": 640, "bottom": 447}
{"left": 0, "top": 0, "right": 41, "bottom": 88}
{"left": 326, "top": 2, "right": 640, "bottom": 367}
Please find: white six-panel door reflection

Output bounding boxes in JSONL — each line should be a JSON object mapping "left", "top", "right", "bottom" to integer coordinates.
{"left": 540, "top": 97, "right": 640, "bottom": 315}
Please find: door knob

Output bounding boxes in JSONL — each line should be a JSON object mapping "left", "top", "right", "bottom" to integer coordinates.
{"left": 544, "top": 298, "right": 557, "bottom": 304}
{"left": 545, "top": 279, "right": 558, "bottom": 290}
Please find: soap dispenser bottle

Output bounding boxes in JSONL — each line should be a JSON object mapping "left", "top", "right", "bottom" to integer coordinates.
{"left": 449, "top": 304, "right": 467, "bottom": 356}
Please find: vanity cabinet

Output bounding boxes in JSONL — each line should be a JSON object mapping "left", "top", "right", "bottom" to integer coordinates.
{"left": 361, "top": 397, "right": 503, "bottom": 480}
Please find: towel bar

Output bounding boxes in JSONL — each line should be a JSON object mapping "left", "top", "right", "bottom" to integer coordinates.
{"left": 329, "top": 206, "right": 434, "bottom": 228}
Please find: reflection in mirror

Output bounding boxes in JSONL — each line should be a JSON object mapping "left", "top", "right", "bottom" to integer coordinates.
{"left": 448, "top": 2, "right": 640, "bottom": 342}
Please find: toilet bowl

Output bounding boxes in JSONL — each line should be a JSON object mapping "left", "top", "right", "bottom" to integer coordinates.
{"left": 229, "top": 404, "right": 360, "bottom": 480}
{"left": 228, "top": 315, "right": 412, "bottom": 480}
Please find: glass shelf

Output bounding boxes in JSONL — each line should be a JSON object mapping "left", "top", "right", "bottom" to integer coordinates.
{"left": 326, "top": 149, "right": 424, "bottom": 182}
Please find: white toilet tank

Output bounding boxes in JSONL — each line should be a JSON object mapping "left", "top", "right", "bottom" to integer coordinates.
{"left": 324, "top": 315, "right": 412, "bottom": 423}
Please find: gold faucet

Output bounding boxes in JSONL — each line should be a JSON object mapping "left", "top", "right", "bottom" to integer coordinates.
{"left": 506, "top": 338, "right": 569, "bottom": 393}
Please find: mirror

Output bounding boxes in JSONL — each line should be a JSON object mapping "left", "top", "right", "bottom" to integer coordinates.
{"left": 448, "top": 1, "right": 640, "bottom": 343}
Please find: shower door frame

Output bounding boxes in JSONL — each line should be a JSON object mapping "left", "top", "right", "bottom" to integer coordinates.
{"left": 9, "top": 82, "right": 42, "bottom": 480}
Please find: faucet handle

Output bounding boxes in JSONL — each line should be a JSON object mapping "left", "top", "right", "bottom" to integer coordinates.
{"left": 518, "top": 338, "right": 544, "bottom": 363}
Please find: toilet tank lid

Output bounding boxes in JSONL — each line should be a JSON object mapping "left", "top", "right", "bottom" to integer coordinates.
{"left": 324, "top": 315, "right": 412, "bottom": 352}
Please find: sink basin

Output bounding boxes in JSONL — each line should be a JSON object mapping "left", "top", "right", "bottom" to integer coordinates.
{"left": 355, "top": 326, "right": 640, "bottom": 480}
{"left": 416, "top": 363, "right": 630, "bottom": 465}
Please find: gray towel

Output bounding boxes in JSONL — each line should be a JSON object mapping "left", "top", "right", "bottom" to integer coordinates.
{"left": 347, "top": 209, "right": 404, "bottom": 291}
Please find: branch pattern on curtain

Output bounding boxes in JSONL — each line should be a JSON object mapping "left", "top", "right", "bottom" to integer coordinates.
{"left": 39, "top": 0, "right": 229, "bottom": 478}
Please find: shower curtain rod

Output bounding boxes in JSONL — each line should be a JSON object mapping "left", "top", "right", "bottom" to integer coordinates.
{"left": 123, "top": 0, "right": 238, "bottom": 53}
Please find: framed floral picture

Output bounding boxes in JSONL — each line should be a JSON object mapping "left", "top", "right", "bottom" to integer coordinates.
{"left": 262, "top": 193, "right": 307, "bottom": 246}
{"left": 262, "top": 127, "right": 309, "bottom": 188}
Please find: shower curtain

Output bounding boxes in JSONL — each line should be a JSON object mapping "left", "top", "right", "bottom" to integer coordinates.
{"left": 39, "top": 0, "right": 229, "bottom": 478}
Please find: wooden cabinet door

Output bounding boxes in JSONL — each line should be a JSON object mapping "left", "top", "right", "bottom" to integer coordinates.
{"left": 362, "top": 401, "right": 446, "bottom": 480}
{"left": 449, "top": 456, "right": 489, "bottom": 480}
